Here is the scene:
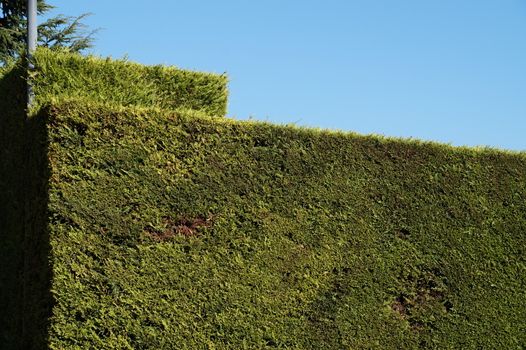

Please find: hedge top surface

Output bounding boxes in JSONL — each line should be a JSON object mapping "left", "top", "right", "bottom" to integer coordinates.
{"left": 31, "top": 48, "right": 229, "bottom": 116}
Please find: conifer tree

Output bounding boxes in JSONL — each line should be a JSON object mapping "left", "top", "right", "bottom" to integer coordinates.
{"left": 0, "top": 0, "right": 95, "bottom": 65}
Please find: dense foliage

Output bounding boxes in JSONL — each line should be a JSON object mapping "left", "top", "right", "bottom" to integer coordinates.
{"left": 0, "top": 49, "right": 227, "bottom": 349}
{"left": 1, "top": 50, "right": 525, "bottom": 349}
{"left": 32, "top": 49, "right": 229, "bottom": 116}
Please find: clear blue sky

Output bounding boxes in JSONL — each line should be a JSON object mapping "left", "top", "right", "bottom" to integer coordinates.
{"left": 46, "top": 0, "right": 526, "bottom": 151}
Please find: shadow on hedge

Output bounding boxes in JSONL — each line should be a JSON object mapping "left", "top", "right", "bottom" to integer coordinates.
{"left": 0, "top": 66, "right": 53, "bottom": 350}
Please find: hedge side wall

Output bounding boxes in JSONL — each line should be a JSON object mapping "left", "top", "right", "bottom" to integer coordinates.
{"left": 0, "top": 64, "right": 29, "bottom": 348}
{"left": 0, "top": 64, "right": 54, "bottom": 349}
{"left": 39, "top": 99, "right": 526, "bottom": 349}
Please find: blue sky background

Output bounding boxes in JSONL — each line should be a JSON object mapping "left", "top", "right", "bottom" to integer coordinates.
{"left": 45, "top": 0, "right": 526, "bottom": 151}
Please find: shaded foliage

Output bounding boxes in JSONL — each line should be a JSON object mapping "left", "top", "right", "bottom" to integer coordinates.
{"left": 0, "top": 62, "right": 53, "bottom": 350}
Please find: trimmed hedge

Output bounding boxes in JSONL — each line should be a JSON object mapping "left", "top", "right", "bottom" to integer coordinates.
{"left": 1, "top": 50, "right": 227, "bottom": 348}
{"left": 1, "top": 51, "right": 525, "bottom": 349}
{"left": 35, "top": 99, "right": 526, "bottom": 349}
{"left": 32, "top": 48, "right": 229, "bottom": 116}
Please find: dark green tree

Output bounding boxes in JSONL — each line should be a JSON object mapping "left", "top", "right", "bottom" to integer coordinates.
{"left": 0, "top": 0, "right": 95, "bottom": 65}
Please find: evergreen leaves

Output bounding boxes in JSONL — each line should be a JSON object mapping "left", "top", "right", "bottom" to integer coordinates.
{"left": 0, "top": 0, "right": 95, "bottom": 65}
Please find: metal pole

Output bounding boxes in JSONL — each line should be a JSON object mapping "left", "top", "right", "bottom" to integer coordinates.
{"left": 27, "top": 0, "right": 37, "bottom": 107}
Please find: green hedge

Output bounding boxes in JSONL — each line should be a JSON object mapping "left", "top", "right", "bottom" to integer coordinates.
{"left": 0, "top": 48, "right": 228, "bottom": 348}
{"left": 33, "top": 99, "right": 525, "bottom": 349}
{"left": 32, "top": 48, "right": 229, "bottom": 116}
{"left": 2, "top": 51, "right": 525, "bottom": 349}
